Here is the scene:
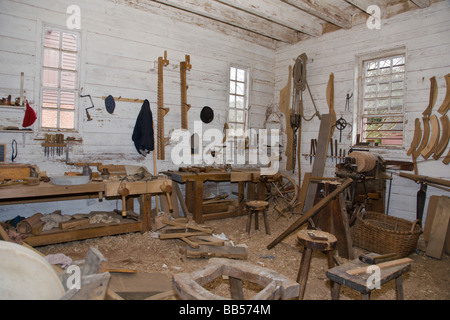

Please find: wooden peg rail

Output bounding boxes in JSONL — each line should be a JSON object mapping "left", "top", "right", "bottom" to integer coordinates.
{"left": 102, "top": 96, "right": 145, "bottom": 104}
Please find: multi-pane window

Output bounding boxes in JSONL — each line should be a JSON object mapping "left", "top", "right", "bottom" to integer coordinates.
{"left": 228, "top": 66, "right": 249, "bottom": 137}
{"left": 361, "top": 55, "right": 405, "bottom": 146}
{"left": 41, "top": 27, "right": 79, "bottom": 130}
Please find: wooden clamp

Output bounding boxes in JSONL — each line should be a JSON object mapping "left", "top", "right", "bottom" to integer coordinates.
{"left": 180, "top": 55, "right": 192, "bottom": 130}
{"left": 157, "top": 51, "right": 170, "bottom": 160}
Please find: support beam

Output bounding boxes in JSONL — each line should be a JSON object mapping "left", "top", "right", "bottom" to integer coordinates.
{"left": 152, "top": 0, "right": 301, "bottom": 43}
{"left": 215, "top": 0, "right": 323, "bottom": 36}
{"left": 282, "top": 0, "right": 352, "bottom": 29}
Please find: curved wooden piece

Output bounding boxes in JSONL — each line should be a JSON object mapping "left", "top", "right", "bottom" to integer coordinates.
{"left": 421, "top": 115, "right": 440, "bottom": 159}
{"left": 407, "top": 118, "right": 422, "bottom": 156}
{"left": 423, "top": 76, "right": 438, "bottom": 117}
{"left": 433, "top": 115, "right": 450, "bottom": 160}
{"left": 438, "top": 73, "right": 450, "bottom": 116}
{"left": 443, "top": 149, "right": 450, "bottom": 165}
{"left": 412, "top": 117, "right": 430, "bottom": 159}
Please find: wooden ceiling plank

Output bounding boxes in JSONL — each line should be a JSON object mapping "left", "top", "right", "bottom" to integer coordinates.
{"left": 214, "top": 0, "right": 323, "bottom": 37}
{"left": 410, "top": 0, "right": 430, "bottom": 8}
{"left": 281, "top": 0, "right": 352, "bottom": 29}
{"left": 151, "top": 0, "right": 300, "bottom": 43}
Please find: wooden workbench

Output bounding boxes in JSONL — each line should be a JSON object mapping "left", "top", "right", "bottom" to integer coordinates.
{"left": 0, "top": 177, "right": 171, "bottom": 246}
{"left": 163, "top": 169, "right": 267, "bottom": 224}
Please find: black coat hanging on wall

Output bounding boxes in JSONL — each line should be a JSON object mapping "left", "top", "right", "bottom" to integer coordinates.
{"left": 132, "top": 99, "right": 154, "bottom": 156}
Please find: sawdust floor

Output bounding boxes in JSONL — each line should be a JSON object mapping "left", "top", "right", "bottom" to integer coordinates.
{"left": 36, "top": 210, "right": 450, "bottom": 300}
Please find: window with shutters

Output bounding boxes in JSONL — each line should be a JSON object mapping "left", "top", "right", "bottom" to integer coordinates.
{"left": 358, "top": 53, "right": 406, "bottom": 147}
{"left": 40, "top": 27, "right": 80, "bottom": 131}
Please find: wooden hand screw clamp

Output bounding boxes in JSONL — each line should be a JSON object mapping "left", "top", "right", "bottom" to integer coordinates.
{"left": 157, "top": 51, "right": 170, "bottom": 160}
{"left": 180, "top": 55, "right": 192, "bottom": 130}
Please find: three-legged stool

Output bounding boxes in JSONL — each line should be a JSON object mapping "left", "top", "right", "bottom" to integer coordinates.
{"left": 325, "top": 255, "right": 411, "bottom": 300}
{"left": 296, "top": 229, "right": 337, "bottom": 300}
{"left": 245, "top": 200, "right": 270, "bottom": 235}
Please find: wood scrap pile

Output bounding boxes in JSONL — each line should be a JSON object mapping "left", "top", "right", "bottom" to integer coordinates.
{"left": 155, "top": 215, "right": 247, "bottom": 260}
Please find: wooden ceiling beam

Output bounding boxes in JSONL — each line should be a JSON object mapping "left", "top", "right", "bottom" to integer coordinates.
{"left": 214, "top": 0, "right": 323, "bottom": 37}
{"left": 345, "top": 0, "right": 388, "bottom": 17}
{"left": 281, "top": 0, "right": 352, "bottom": 29}
{"left": 151, "top": 0, "right": 301, "bottom": 43}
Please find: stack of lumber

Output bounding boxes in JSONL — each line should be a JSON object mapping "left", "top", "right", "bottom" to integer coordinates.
{"left": 157, "top": 217, "right": 247, "bottom": 260}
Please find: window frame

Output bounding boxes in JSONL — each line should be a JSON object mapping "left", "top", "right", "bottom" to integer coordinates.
{"left": 353, "top": 47, "right": 407, "bottom": 149}
{"left": 39, "top": 25, "right": 81, "bottom": 133}
{"left": 227, "top": 65, "right": 250, "bottom": 138}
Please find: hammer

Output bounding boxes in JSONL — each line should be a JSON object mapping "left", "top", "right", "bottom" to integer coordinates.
{"left": 359, "top": 253, "right": 399, "bottom": 265}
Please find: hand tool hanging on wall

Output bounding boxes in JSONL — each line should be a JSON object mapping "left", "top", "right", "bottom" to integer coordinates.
{"left": 334, "top": 117, "right": 352, "bottom": 143}
{"left": 11, "top": 140, "right": 17, "bottom": 162}
{"left": 180, "top": 55, "right": 192, "bottom": 130}
{"left": 80, "top": 94, "right": 95, "bottom": 121}
{"left": 157, "top": 51, "right": 170, "bottom": 160}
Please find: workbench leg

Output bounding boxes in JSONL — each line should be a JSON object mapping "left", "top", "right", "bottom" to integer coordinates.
{"left": 193, "top": 181, "right": 204, "bottom": 224}
{"left": 254, "top": 210, "right": 259, "bottom": 230}
{"left": 139, "top": 194, "right": 152, "bottom": 232}
{"left": 238, "top": 181, "right": 245, "bottom": 216}
{"left": 395, "top": 275, "right": 405, "bottom": 300}
{"left": 361, "top": 293, "right": 371, "bottom": 300}
{"left": 297, "top": 247, "right": 313, "bottom": 300}
{"left": 185, "top": 181, "right": 195, "bottom": 213}
{"left": 330, "top": 283, "right": 341, "bottom": 300}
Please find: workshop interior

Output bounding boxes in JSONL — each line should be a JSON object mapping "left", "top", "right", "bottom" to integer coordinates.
{"left": 0, "top": 0, "right": 449, "bottom": 302}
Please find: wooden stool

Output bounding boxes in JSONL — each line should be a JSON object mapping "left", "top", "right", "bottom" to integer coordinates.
{"left": 245, "top": 200, "right": 270, "bottom": 235}
{"left": 326, "top": 255, "right": 411, "bottom": 300}
{"left": 296, "top": 229, "right": 337, "bottom": 300}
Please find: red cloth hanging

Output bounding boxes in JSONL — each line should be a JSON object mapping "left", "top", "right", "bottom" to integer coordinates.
{"left": 22, "top": 100, "right": 37, "bottom": 128}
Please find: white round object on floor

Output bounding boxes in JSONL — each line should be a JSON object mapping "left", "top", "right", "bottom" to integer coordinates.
{"left": 0, "top": 241, "right": 65, "bottom": 300}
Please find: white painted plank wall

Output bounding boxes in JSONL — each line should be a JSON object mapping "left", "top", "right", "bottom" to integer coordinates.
{"left": 274, "top": 1, "right": 450, "bottom": 222}
{"left": 0, "top": 0, "right": 275, "bottom": 219}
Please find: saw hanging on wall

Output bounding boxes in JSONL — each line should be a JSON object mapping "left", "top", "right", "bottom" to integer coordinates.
{"left": 180, "top": 55, "right": 192, "bottom": 130}
{"left": 157, "top": 51, "right": 170, "bottom": 160}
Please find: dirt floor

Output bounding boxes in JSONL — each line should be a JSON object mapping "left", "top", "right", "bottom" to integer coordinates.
{"left": 36, "top": 210, "right": 450, "bottom": 300}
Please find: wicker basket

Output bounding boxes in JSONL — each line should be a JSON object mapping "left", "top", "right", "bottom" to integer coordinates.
{"left": 351, "top": 211, "right": 422, "bottom": 258}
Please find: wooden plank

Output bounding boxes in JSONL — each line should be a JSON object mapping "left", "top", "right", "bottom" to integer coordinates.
{"left": 303, "top": 114, "right": 333, "bottom": 213}
{"left": 297, "top": 172, "right": 311, "bottom": 212}
{"left": 426, "top": 196, "right": 450, "bottom": 259}
{"left": 267, "top": 178, "right": 353, "bottom": 250}
{"left": 282, "top": 0, "right": 352, "bottom": 29}
{"left": 186, "top": 245, "right": 248, "bottom": 260}
{"left": 151, "top": 0, "right": 302, "bottom": 43}
{"left": 23, "top": 221, "right": 142, "bottom": 247}
{"left": 59, "top": 217, "right": 90, "bottom": 231}
{"left": 346, "top": 258, "right": 413, "bottom": 276}
{"left": 424, "top": 195, "right": 439, "bottom": 242}
{"left": 331, "top": 193, "right": 354, "bottom": 259}
{"left": 174, "top": 182, "right": 190, "bottom": 217}
{"left": 159, "top": 231, "right": 209, "bottom": 240}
